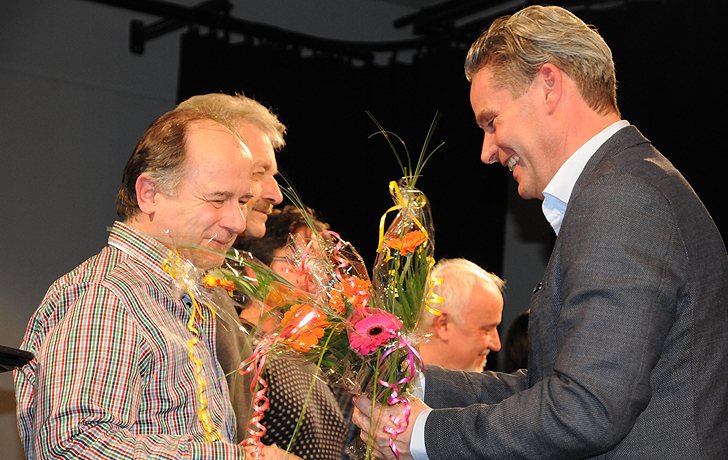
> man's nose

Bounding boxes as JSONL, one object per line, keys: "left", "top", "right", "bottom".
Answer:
{"left": 224, "top": 202, "right": 247, "bottom": 234}
{"left": 480, "top": 134, "right": 499, "bottom": 165}
{"left": 262, "top": 176, "right": 283, "bottom": 205}
{"left": 489, "top": 330, "right": 502, "bottom": 352}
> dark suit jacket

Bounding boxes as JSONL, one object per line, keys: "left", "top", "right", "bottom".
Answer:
{"left": 215, "top": 302, "right": 254, "bottom": 443}
{"left": 422, "top": 126, "right": 728, "bottom": 459}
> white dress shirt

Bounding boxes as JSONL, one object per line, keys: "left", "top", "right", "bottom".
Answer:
{"left": 542, "top": 120, "right": 630, "bottom": 235}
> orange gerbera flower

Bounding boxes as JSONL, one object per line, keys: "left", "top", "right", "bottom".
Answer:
{"left": 383, "top": 229, "right": 428, "bottom": 255}
{"left": 328, "top": 276, "right": 372, "bottom": 314}
{"left": 346, "top": 277, "right": 372, "bottom": 309}
{"left": 328, "top": 290, "right": 347, "bottom": 315}
{"left": 202, "top": 274, "right": 236, "bottom": 295}
{"left": 280, "top": 304, "right": 329, "bottom": 352}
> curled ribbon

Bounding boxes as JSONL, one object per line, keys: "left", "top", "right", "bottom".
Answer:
{"left": 424, "top": 274, "right": 444, "bottom": 316}
{"left": 376, "top": 338, "right": 424, "bottom": 460}
{"left": 376, "top": 181, "right": 428, "bottom": 253}
{"left": 320, "top": 230, "right": 353, "bottom": 284}
{"left": 297, "top": 230, "right": 372, "bottom": 314}
{"left": 283, "top": 230, "right": 352, "bottom": 291}
{"left": 238, "top": 338, "right": 272, "bottom": 457}
{"left": 164, "top": 251, "right": 221, "bottom": 443}
{"left": 186, "top": 295, "right": 221, "bottom": 443}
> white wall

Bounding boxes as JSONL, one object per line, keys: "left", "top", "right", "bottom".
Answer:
{"left": 1, "top": 1, "right": 192, "bottom": 457}
{"left": 0, "top": 1, "right": 543, "bottom": 458}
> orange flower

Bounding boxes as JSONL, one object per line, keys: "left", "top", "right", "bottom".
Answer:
{"left": 265, "top": 281, "right": 309, "bottom": 310}
{"left": 202, "top": 274, "right": 236, "bottom": 295}
{"left": 328, "top": 290, "right": 347, "bottom": 315}
{"left": 328, "top": 276, "right": 372, "bottom": 314}
{"left": 347, "top": 277, "right": 372, "bottom": 309}
{"left": 280, "top": 304, "right": 329, "bottom": 352}
{"left": 383, "top": 230, "right": 428, "bottom": 255}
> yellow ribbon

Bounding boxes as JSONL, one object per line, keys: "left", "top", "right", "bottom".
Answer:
{"left": 164, "top": 251, "right": 221, "bottom": 443}
{"left": 424, "top": 274, "right": 444, "bottom": 316}
{"left": 186, "top": 295, "right": 221, "bottom": 443}
{"left": 376, "top": 181, "right": 429, "bottom": 253}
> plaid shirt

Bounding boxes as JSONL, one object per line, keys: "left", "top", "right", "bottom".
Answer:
{"left": 15, "top": 222, "right": 243, "bottom": 459}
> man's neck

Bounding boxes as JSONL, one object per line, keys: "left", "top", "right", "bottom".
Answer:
{"left": 559, "top": 107, "right": 621, "bottom": 166}
{"left": 418, "top": 338, "right": 449, "bottom": 369}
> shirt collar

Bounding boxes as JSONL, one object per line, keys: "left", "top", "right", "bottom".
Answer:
{"left": 542, "top": 120, "right": 630, "bottom": 235}
{"left": 108, "top": 221, "right": 173, "bottom": 282}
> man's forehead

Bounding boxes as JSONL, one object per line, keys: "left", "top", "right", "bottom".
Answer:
{"left": 237, "top": 122, "right": 275, "bottom": 162}
{"left": 188, "top": 118, "right": 233, "bottom": 137}
{"left": 184, "top": 124, "right": 252, "bottom": 175}
{"left": 188, "top": 118, "right": 247, "bottom": 144}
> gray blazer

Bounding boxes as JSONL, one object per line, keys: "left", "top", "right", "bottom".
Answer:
{"left": 422, "top": 126, "right": 728, "bottom": 459}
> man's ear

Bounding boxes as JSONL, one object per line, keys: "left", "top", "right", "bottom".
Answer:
{"left": 135, "top": 173, "right": 158, "bottom": 215}
{"left": 433, "top": 312, "right": 451, "bottom": 340}
{"left": 538, "top": 63, "right": 563, "bottom": 114}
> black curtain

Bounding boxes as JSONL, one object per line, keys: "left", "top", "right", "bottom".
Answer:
{"left": 177, "top": 31, "right": 509, "bottom": 277}
{"left": 176, "top": 0, "right": 727, "bottom": 281}
{"left": 576, "top": 0, "right": 726, "bottom": 240}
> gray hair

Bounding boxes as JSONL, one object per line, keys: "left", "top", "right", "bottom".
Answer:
{"left": 177, "top": 93, "right": 287, "bottom": 150}
{"left": 421, "top": 258, "right": 505, "bottom": 329}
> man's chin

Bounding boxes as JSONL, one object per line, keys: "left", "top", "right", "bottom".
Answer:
{"left": 240, "top": 216, "right": 267, "bottom": 240}
{"left": 187, "top": 250, "right": 226, "bottom": 269}
{"left": 470, "top": 358, "right": 488, "bottom": 373}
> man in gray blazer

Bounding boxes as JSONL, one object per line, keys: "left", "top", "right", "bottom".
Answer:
{"left": 353, "top": 5, "right": 728, "bottom": 459}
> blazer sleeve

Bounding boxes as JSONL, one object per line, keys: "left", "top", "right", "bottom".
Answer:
{"left": 422, "top": 170, "right": 683, "bottom": 459}
{"left": 423, "top": 365, "right": 528, "bottom": 409}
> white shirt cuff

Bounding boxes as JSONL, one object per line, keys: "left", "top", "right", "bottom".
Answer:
{"left": 409, "top": 370, "right": 429, "bottom": 460}
{"left": 410, "top": 408, "right": 431, "bottom": 460}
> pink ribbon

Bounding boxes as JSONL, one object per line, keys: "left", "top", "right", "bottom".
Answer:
{"left": 376, "top": 338, "right": 423, "bottom": 459}
{"left": 320, "top": 231, "right": 351, "bottom": 281}
{"left": 238, "top": 339, "right": 272, "bottom": 457}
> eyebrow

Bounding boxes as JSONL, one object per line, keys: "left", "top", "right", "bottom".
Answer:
{"left": 252, "top": 159, "right": 278, "bottom": 175}
{"left": 208, "top": 190, "right": 234, "bottom": 198}
{"left": 475, "top": 110, "right": 496, "bottom": 128}
{"left": 207, "top": 190, "right": 253, "bottom": 200}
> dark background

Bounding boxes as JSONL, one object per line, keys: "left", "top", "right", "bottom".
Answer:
{"left": 176, "top": 0, "right": 726, "bottom": 283}
{"left": 174, "top": 0, "right": 726, "bottom": 372}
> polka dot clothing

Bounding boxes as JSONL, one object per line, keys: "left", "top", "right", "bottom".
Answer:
{"left": 261, "top": 357, "right": 348, "bottom": 459}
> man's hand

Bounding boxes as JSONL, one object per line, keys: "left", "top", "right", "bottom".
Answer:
{"left": 243, "top": 443, "right": 303, "bottom": 460}
{"left": 352, "top": 395, "right": 429, "bottom": 460}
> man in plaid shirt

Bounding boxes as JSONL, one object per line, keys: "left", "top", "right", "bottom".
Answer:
{"left": 15, "top": 105, "right": 298, "bottom": 459}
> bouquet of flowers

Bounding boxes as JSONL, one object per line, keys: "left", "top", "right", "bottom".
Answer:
{"left": 164, "top": 113, "right": 444, "bottom": 459}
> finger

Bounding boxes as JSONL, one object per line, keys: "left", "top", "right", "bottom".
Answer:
{"left": 352, "top": 406, "right": 372, "bottom": 434}
{"left": 357, "top": 425, "right": 391, "bottom": 458}
{"left": 353, "top": 395, "right": 373, "bottom": 416}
